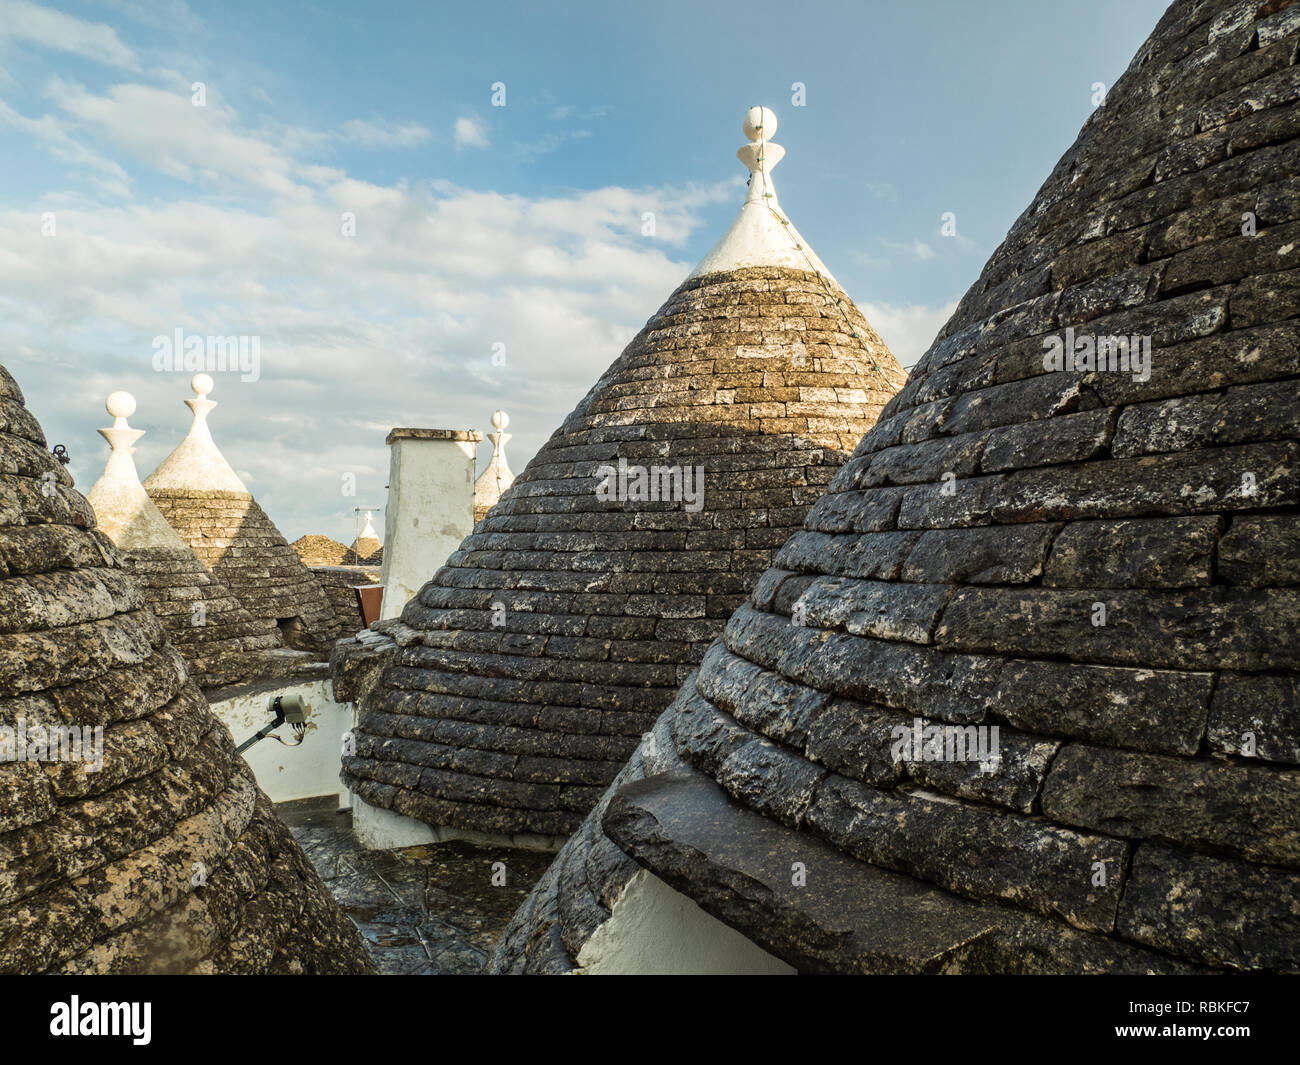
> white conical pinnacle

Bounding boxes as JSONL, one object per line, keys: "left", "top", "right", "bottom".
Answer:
{"left": 739, "top": 105, "right": 785, "bottom": 206}
{"left": 97, "top": 391, "right": 146, "bottom": 485}
{"left": 686, "top": 106, "right": 835, "bottom": 282}
{"left": 88, "top": 390, "right": 191, "bottom": 550}
{"left": 475, "top": 409, "right": 515, "bottom": 511}
{"left": 143, "top": 372, "right": 249, "bottom": 493}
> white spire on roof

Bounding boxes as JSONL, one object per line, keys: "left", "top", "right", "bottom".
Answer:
{"left": 142, "top": 373, "right": 249, "bottom": 493}
{"left": 358, "top": 511, "right": 381, "bottom": 544}
{"left": 86, "top": 391, "right": 194, "bottom": 551}
{"left": 688, "top": 106, "right": 835, "bottom": 283}
{"left": 474, "top": 409, "right": 514, "bottom": 513}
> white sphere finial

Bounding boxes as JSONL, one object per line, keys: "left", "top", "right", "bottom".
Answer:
{"left": 191, "top": 373, "right": 214, "bottom": 398}
{"left": 106, "top": 390, "right": 136, "bottom": 420}
{"left": 743, "top": 106, "right": 777, "bottom": 143}
{"left": 491, "top": 409, "right": 509, "bottom": 431}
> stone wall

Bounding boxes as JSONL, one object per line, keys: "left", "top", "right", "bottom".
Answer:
{"left": 310, "top": 564, "right": 381, "bottom": 637}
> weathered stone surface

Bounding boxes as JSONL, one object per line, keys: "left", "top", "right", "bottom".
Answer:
{"left": 147, "top": 491, "right": 339, "bottom": 653}
{"left": 1118, "top": 845, "right": 1300, "bottom": 971}
{"left": 329, "top": 630, "right": 398, "bottom": 705}
{"left": 1042, "top": 743, "right": 1300, "bottom": 866}
{"left": 1111, "top": 379, "right": 1297, "bottom": 457}
{"left": 715, "top": 739, "right": 825, "bottom": 828}
{"left": 897, "top": 475, "right": 1004, "bottom": 529}
{"left": 1207, "top": 670, "right": 1300, "bottom": 764}
{"left": 309, "top": 562, "right": 381, "bottom": 637}
{"left": 900, "top": 524, "right": 1057, "bottom": 584}
{"left": 495, "top": 0, "right": 1300, "bottom": 975}
{"left": 775, "top": 529, "right": 920, "bottom": 581}
{"left": 860, "top": 432, "right": 987, "bottom": 486}
{"left": 804, "top": 485, "right": 904, "bottom": 534}
{"left": 936, "top": 586, "right": 1300, "bottom": 671}
{"left": 801, "top": 696, "right": 1057, "bottom": 813}
{"left": 1230, "top": 265, "right": 1300, "bottom": 324}
{"left": 990, "top": 442, "right": 1299, "bottom": 522}
{"left": 1084, "top": 322, "right": 1299, "bottom": 407}
{"left": 942, "top": 372, "right": 1087, "bottom": 436}
{"left": 989, "top": 658, "right": 1211, "bottom": 755}
{"left": 1218, "top": 512, "right": 1300, "bottom": 585}
{"left": 341, "top": 266, "right": 906, "bottom": 837}
{"left": 724, "top": 604, "right": 995, "bottom": 723}
{"left": 803, "top": 698, "right": 908, "bottom": 787}
{"left": 102, "top": 547, "right": 281, "bottom": 690}
{"left": 603, "top": 771, "right": 1004, "bottom": 974}
{"left": 794, "top": 576, "right": 950, "bottom": 644}
{"left": 807, "top": 775, "right": 1127, "bottom": 933}
{"left": 0, "top": 361, "right": 374, "bottom": 975}
{"left": 982, "top": 409, "right": 1115, "bottom": 472}
{"left": 1042, "top": 516, "right": 1218, "bottom": 588}
{"left": 902, "top": 724, "right": 1060, "bottom": 815}
{"left": 724, "top": 662, "right": 828, "bottom": 748}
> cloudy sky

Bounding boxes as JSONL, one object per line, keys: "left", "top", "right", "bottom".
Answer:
{"left": 0, "top": 0, "right": 1169, "bottom": 541}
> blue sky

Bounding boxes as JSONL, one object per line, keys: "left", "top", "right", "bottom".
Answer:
{"left": 0, "top": 0, "right": 1170, "bottom": 541}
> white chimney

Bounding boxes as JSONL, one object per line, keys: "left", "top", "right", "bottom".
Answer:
{"left": 379, "top": 428, "right": 482, "bottom": 621}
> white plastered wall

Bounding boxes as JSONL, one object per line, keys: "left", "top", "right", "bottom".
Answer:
{"left": 208, "top": 679, "right": 349, "bottom": 805}
{"left": 379, "top": 431, "right": 478, "bottom": 621}
{"left": 576, "top": 868, "right": 795, "bottom": 975}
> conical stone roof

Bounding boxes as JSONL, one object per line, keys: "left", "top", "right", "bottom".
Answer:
{"left": 144, "top": 375, "right": 339, "bottom": 653}
{"left": 494, "top": 0, "right": 1300, "bottom": 974}
{"left": 350, "top": 512, "right": 382, "bottom": 564}
{"left": 293, "top": 534, "right": 352, "bottom": 567}
{"left": 341, "top": 108, "right": 907, "bottom": 839}
{"left": 0, "top": 360, "right": 374, "bottom": 973}
{"left": 87, "top": 391, "right": 280, "bottom": 689}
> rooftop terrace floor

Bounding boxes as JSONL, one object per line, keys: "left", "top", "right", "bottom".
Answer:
{"left": 278, "top": 796, "right": 553, "bottom": 974}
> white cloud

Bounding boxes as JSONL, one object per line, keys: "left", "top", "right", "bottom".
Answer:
{"left": 46, "top": 77, "right": 338, "bottom": 199}
{"left": 0, "top": 98, "right": 132, "bottom": 197}
{"left": 0, "top": 79, "right": 736, "bottom": 541}
{"left": 453, "top": 115, "right": 489, "bottom": 150}
{"left": 879, "top": 237, "right": 936, "bottom": 262}
{"left": 935, "top": 226, "right": 978, "bottom": 251}
{"left": 338, "top": 118, "right": 431, "bottom": 148}
{"left": 283, "top": 117, "right": 433, "bottom": 152}
{"left": 0, "top": 0, "right": 140, "bottom": 70}
{"left": 101, "top": 0, "right": 204, "bottom": 34}
{"left": 516, "top": 128, "right": 592, "bottom": 163}
{"left": 859, "top": 299, "right": 957, "bottom": 370}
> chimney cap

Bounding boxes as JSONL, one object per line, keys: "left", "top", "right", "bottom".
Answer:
{"left": 385, "top": 427, "right": 483, "bottom": 445}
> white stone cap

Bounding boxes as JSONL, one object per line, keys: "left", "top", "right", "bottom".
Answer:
{"left": 688, "top": 106, "right": 836, "bottom": 283}
{"left": 474, "top": 409, "right": 515, "bottom": 510}
{"left": 143, "top": 373, "right": 249, "bottom": 493}
{"left": 86, "top": 391, "right": 195, "bottom": 551}
{"left": 357, "top": 511, "right": 382, "bottom": 544}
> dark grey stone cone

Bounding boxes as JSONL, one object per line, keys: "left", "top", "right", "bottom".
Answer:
{"left": 0, "top": 361, "right": 375, "bottom": 973}
{"left": 494, "top": 0, "right": 1300, "bottom": 974}
{"left": 341, "top": 265, "right": 906, "bottom": 839}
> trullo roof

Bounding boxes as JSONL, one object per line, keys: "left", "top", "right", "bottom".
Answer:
{"left": 340, "top": 106, "right": 907, "bottom": 839}
{"left": 0, "top": 361, "right": 373, "bottom": 973}
{"left": 144, "top": 375, "right": 339, "bottom": 653}
{"left": 86, "top": 391, "right": 279, "bottom": 689}
{"left": 494, "top": 0, "right": 1300, "bottom": 974}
